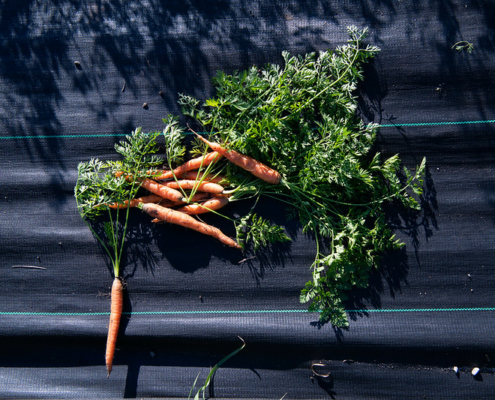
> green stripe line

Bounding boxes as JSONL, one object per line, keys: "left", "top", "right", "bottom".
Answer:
{"left": 0, "top": 133, "right": 129, "bottom": 140}
{"left": 0, "top": 310, "right": 307, "bottom": 316}
{"left": 379, "top": 119, "right": 495, "bottom": 127}
{"left": 348, "top": 307, "right": 495, "bottom": 312}
{"left": 1, "top": 120, "right": 494, "bottom": 140}
{"left": 1, "top": 307, "right": 494, "bottom": 316}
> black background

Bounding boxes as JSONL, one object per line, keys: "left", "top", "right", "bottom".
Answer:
{"left": 1, "top": 1, "right": 495, "bottom": 398}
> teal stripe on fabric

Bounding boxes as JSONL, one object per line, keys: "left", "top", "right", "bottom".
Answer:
{"left": 348, "top": 307, "right": 495, "bottom": 312}
{"left": 1, "top": 307, "right": 494, "bottom": 316}
{"left": 0, "top": 310, "right": 308, "bottom": 316}
{"left": 0, "top": 134, "right": 128, "bottom": 139}
{"left": 379, "top": 119, "right": 495, "bottom": 127}
{"left": 1, "top": 120, "right": 494, "bottom": 140}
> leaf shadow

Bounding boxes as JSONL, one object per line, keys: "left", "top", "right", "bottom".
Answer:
{"left": 81, "top": 210, "right": 161, "bottom": 283}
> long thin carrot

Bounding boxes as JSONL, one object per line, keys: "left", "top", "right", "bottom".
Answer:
{"left": 133, "top": 192, "right": 212, "bottom": 207}
{"left": 137, "top": 194, "right": 166, "bottom": 204}
{"left": 175, "top": 196, "right": 230, "bottom": 215}
{"left": 141, "top": 203, "right": 241, "bottom": 249}
{"left": 115, "top": 173, "right": 187, "bottom": 202}
{"left": 105, "top": 277, "right": 124, "bottom": 377}
{"left": 122, "top": 192, "right": 212, "bottom": 214}
{"left": 194, "top": 134, "right": 282, "bottom": 184}
{"left": 164, "top": 179, "right": 225, "bottom": 194}
{"left": 107, "top": 201, "right": 139, "bottom": 209}
{"left": 180, "top": 170, "right": 227, "bottom": 184}
{"left": 139, "top": 178, "right": 186, "bottom": 202}
{"left": 154, "top": 152, "right": 223, "bottom": 180}
{"left": 107, "top": 194, "right": 165, "bottom": 209}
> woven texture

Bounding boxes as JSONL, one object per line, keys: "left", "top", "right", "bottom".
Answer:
{"left": 1, "top": 1, "right": 495, "bottom": 398}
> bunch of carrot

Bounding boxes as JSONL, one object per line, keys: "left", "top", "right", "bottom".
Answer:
{"left": 103, "top": 133, "right": 281, "bottom": 375}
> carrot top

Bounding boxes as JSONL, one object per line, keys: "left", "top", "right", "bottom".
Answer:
{"left": 75, "top": 128, "right": 163, "bottom": 278}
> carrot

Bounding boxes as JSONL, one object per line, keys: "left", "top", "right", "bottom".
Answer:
{"left": 107, "top": 201, "right": 139, "bottom": 209}
{"left": 154, "top": 152, "right": 223, "bottom": 180}
{"left": 175, "top": 196, "right": 230, "bottom": 215}
{"left": 114, "top": 172, "right": 186, "bottom": 203}
{"left": 139, "top": 178, "right": 186, "bottom": 202}
{"left": 164, "top": 179, "right": 224, "bottom": 194}
{"left": 107, "top": 194, "right": 165, "bottom": 209}
{"left": 141, "top": 203, "right": 241, "bottom": 249}
{"left": 149, "top": 192, "right": 211, "bottom": 206}
{"left": 137, "top": 194, "right": 165, "bottom": 203}
{"left": 105, "top": 277, "right": 124, "bottom": 377}
{"left": 128, "top": 192, "right": 211, "bottom": 213}
{"left": 180, "top": 170, "right": 227, "bottom": 184}
{"left": 195, "top": 134, "right": 281, "bottom": 184}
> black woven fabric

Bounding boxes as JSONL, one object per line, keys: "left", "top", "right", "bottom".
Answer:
{"left": 1, "top": 1, "right": 495, "bottom": 398}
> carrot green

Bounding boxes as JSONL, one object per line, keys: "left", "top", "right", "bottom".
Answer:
{"left": 178, "top": 26, "right": 425, "bottom": 326}
{"left": 74, "top": 129, "right": 163, "bottom": 279}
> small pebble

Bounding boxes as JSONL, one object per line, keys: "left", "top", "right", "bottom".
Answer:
{"left": 74, "top": 61, "right": 82, "bottom": 70}
{"left": 453, "top": 366, "right": 459, "bottom": 374}
{"left": 142, "top": 102, "right": 148, "bottom": 109}
{"left": 159, "top": 91, "right": 164, "bottom": 98}
{"left": 471, "top": 367, "right": 480, "bottom": 376}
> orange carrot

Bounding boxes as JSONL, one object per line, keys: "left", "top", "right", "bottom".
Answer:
{"left": 105, "top": 277, "right": 124, "bottom": 377}
{"left": 136, "top": 192, "right": 211, "bottom": 211}
{"left": 107, "top": 201, "right": 140, "bottom": 209}
{"left": 154, "top": 152, "right": 223, "bottom": 180}
{"left": 195, "top": 134, "right": 281, "bottom": 184}
{"left": 149, "top": 192, "right": 212, "bottom": 207}
{"left": 180, "top": 170, "right": 227, "bottom": 184}
{"left": 164, "top": 179, "right": 224, "bottom": 194}
{"left": 114, "top": 173, "right": 187, "bottom": 202}
{"left": 150, "top": 193, "right": 212, "bottom": 222}
{"left": 138, "top": 194, "right": 164, "bottom": 203}
{"left": 139, "top": 178, "right": 185, "bottom": 202}
{"left": 152, "top": 192, "right": 211, "bottom": 209}
{"left": 141, "top": 203, "right": 241, "bottom": 249}
{"left": 175, "top": 196, "right": 230, "bottom": 215}
{"left": 107, "top": 194, "right": 165, "bottom": 209}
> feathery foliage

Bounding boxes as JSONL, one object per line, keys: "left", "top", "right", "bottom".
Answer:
{"left": 179, "top": 26, "right": 425, "bottom": 326}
